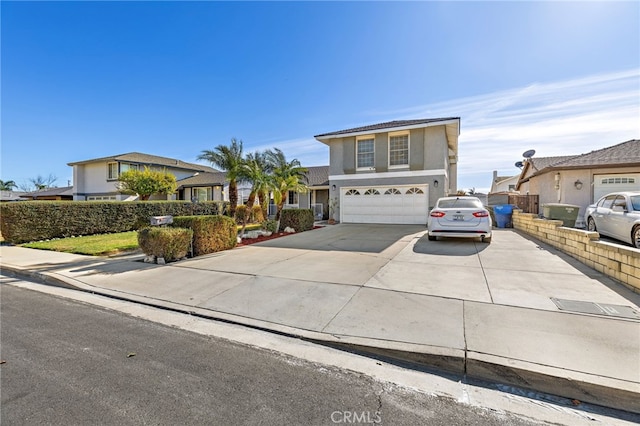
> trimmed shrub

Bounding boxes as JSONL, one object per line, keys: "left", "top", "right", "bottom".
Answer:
{"left": 172, "top": 215, "right": 237, "bottom": 256}
{"left": 279, "top": 209, "right": 314, "bottom": 232}
{"left": 0, "top": 200, "right": 229, "bottom": 244}
{"left": 251, "top": 205, "right": 264, "bottom": 223}
{"left": 261, "top": 219, "right": 278, "bottom": 233}
{"left": 235, "top": 205, "right": 247, "bottom": 224}
{"left": 137, "top": 227, "right": 192, "bottom": 262}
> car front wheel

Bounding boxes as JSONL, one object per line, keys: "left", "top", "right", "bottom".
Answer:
{"left": 428, "top": 235, "right": 437, "bottom": 241}
{"left": 632, "top": 226, "right": 640, "bottom": 249}
{"left": 587, "top": 217, "right": 597, "bottom": 232}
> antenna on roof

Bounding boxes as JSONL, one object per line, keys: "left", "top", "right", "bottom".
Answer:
{"left": 514, "top": 161, "right": 524, "bottom": 169}
{"left": 522, "top": 149, "right": 536, "bottom": 159}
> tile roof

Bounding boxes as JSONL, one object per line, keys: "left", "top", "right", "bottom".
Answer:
{"left": 177, "top": 172, "right": 227, "bottom": 188}
{"left": 305, "top": 166, "right": 330, "bottom": 187}
{"left": 551, "top": 139, "right": 640, "bottom": 168}
{"left": 1, "top": 191, "right": 27, "bottom": 202}
{"left": 527, "top": 155, "right": 577, "bottom": 173}
{"left": 314, "top": 118, "right": 460, "bottom": 138}
{"left": 68, "top": 152, "right": 216, "bottom": 173}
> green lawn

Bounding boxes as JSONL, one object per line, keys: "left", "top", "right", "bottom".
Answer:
{"left": 20, "top": 223, "right": 265, "bottom": 256}
{"left": 21, "top": 232, "right": 140, "bottom": 256}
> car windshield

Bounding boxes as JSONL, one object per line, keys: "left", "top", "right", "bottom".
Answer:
{"left": 631, "top": 195, "right": 640, "bottom": 211}
{"left": 437, "top": 199, "right": 483, "bottom": 209}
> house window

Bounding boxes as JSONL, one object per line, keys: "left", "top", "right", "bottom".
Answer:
{"left": 288, "top": 191, "right": 299, "bottom": 205}
{"left": 120, "top": 163, "right": 139, "bottom": 173}
{"left": 88, "top": 196, "right": 117, "bottom": 201}
{"left": 389, "top": 133, "right": 409, "bottom": 167}
{"left": 357, "top": 137, "right": 375, "bottom": 169}
{"left": 107, "top": 162, "right": 118, "bottom": 180}
{"left": 193, "top": 187, "right": 211, "bottom": 202}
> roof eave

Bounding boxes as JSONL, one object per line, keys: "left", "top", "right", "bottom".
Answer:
{"left": 315, "top": 118, "right": 461, "bottom": 143}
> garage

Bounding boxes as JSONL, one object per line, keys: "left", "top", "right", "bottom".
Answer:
{"left": 340, "top": 184, "right": 429, "bottom": 224}
{"left": 594, "top": 174, "right": 639, "bottom": 201}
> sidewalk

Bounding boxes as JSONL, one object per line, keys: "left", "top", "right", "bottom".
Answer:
{"left": 2, "top": 225, "right": 639, "bottom": 414}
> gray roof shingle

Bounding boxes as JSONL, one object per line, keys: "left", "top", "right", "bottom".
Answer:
{"left": 305, "top": 166, "right": 330, "bottom": 187}
{"left": 68, "top": 152, "right": 216, "bottom": 173}
{"left": 314, "top": 118, "right": 460, "bottom": 138}
{"left": 551, "top": 139, "right": 640, "bottom": 168}
{"left": 177, "top": 172, "right": 227, "bottom": 188}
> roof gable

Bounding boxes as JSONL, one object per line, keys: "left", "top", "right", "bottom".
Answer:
{"left": 68, "top": 152, "right": 216, "bottom": 173}
{"left": 176, "top": 172, "right": 228, "bottom": 188}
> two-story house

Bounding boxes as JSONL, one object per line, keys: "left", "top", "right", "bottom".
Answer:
{"left": 68, "top": 152, "right": 215, "bottom": 201}
{"left": 314, "top": 118, "right": 460, "bottom": 224}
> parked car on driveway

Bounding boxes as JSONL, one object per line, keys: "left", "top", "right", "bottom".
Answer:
{"left": 584, "top": 191, "right": 640, "bottom": 248}
{"left": 427, "top": 196, "right": 492, "bottom": 243}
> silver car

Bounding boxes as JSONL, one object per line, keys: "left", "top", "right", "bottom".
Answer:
{"left": 427, "top": 196, "right": 492, "bottom": 243}
{"left": 585, "top": 191, "right": 640, "bottom": 248}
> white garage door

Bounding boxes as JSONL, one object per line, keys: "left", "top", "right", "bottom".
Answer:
{"left": 340, "top": 184, "right": 429, "bottom": 224}
{"left": 594, "top": 174, "right": 639, "bottom": 201}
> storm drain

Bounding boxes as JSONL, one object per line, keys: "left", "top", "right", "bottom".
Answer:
{"left": 551, "top": 298, "right": 640, "bottom": 320}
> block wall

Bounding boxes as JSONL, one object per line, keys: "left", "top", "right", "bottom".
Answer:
{"left": 512, "top": 210, "right": 640, "bottom": 292}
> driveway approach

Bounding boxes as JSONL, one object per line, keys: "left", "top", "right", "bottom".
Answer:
{"left": 2, "top": 224, "right": 640, "bottom": 413}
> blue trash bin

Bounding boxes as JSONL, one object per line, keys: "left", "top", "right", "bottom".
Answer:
{"left": 494, "top": 204, "right": 513, "bottom": 228}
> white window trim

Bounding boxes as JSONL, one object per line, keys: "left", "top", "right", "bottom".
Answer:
{"left": 388, "top": 131, "right": 410, "bottom": 169}
{"left": 107, "top": 162, "right": 119, "bottom": 180}
{"left": 356, "top": 135, "right": 376, "bottom": 171}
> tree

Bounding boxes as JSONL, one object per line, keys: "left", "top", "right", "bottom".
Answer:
{"left": 198, "top": 138, "right": 244, "bottom": 218}
{"left": 265, "top": 148, "right": 308, "bottom": 222}
{"left": 0, "top": 180, "right": 17, "bottom": 191}
{"left": 117, "top": 167, "right": 177, "bottom": 201}
{"left": 18, "top": 174, "right": 57, "bottom": 192}
{"left": 238, "top": 151, "right": 271, "bottom": 235}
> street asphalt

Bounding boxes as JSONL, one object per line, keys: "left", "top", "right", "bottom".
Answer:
{"left": 2, "top": 224, "right": 639, "bottom": 413}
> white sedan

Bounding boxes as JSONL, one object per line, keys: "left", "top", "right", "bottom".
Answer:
{"left": 427, "top": 196, "right": 492, "bottom": 243}
{"left": 584, "top": 191, "right": 640, "bottom": 248}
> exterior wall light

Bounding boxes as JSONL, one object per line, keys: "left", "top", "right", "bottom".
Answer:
{"left": 574, "top": 180, "right": 583, "bottom": 190}
{"left": 331, "top": 184, "right": 336, "bottom": 191}
{"left": 434, "top": 180, "right": 439, "bottom": 188}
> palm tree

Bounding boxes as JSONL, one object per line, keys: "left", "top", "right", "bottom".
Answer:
{"left": 265, "top": 148, "right": 308, "bottom": 222}
{"left": 197, "top": 138, "right": 244, "bottom": 218}
{"left": 238, "top": 151, "right": 271, "bottom": 235}
{"left": 0, "top": 180, "right": 17, "bottom": 191}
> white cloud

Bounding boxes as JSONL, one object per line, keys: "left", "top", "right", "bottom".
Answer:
{"left": 367, "top": 68, "right": 640, "bottom": 192}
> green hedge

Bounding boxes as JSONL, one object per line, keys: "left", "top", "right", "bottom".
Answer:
{"left": 0, "top": 201, "right": 229, "bottom": 244}
{"left": 279, "top": 209, "right": 314, "bottom": 232}
{"left": 137, "top": 227, "right": 193, "bottom": 262}
{"left": 171, "top": 215, "right": 237, "bottom": 256}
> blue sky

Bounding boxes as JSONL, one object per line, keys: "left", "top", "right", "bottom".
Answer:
{"left": 2, "top": 1, "right": 639, "bottom": 192}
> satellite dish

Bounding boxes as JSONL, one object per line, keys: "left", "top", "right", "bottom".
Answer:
{"left": 515, "top": 161, "right": 524, "bottom": 168}
{"left": 522, "top": 149, "right": 536, "bottom": 158}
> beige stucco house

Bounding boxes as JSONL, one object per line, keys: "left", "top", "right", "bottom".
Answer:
{"left": 68, "top": 152, "right": 215, "bottom": 201}
{"left": 314, "top": 118, "right": 460, "bottom": 224}
{"left": 490, "top": 171, "right": 519, "bottom": 193}
{"left": 516, "top": 139, "right": 640, "bottom": 226}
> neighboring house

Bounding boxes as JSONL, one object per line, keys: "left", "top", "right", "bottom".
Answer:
{"left": 68, "top": 152, "right": 215, "bottom": 201}
{"left": 1, "top": 190, "right": 27, "bottom": 202}
{"left": 20, "top": 186, "right": 74, "bottom": 201}
{"left": 516, "top": 139, "right": 640, "bottom": 225}
{"left": 490, "top": 171, "right": 519, "bottom": 193}
{"left": 176, "top": 171, "right": 228, "bottom": 202}
{"left": 284, "top": 165, "right": 330, "bottom": 220}
{"left": 314, "top": 118, "right": 460, "bottom": 224}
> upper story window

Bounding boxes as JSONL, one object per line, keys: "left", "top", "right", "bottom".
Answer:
{"left": 356, "top": 136, "right": 375, "bottom": 169}
{"left": 389, "top": 132, "right": 409, "bottom": 167}
{"left": 120, "top": 163, "right": 139, "bottom": 173}
{"left": 107, "top": 162, "right": 118, "bottom": 180}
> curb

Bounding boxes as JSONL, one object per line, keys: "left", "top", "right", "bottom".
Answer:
{"left": 3, "top": 265, "right": 639, "bottom": 415}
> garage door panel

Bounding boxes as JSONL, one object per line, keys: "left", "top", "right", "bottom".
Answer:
{"left": 594, "top": 174, "right": 639, "bottom": 201}
{"left": 341, "top": 184, "right": 428, "bottom": 225}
